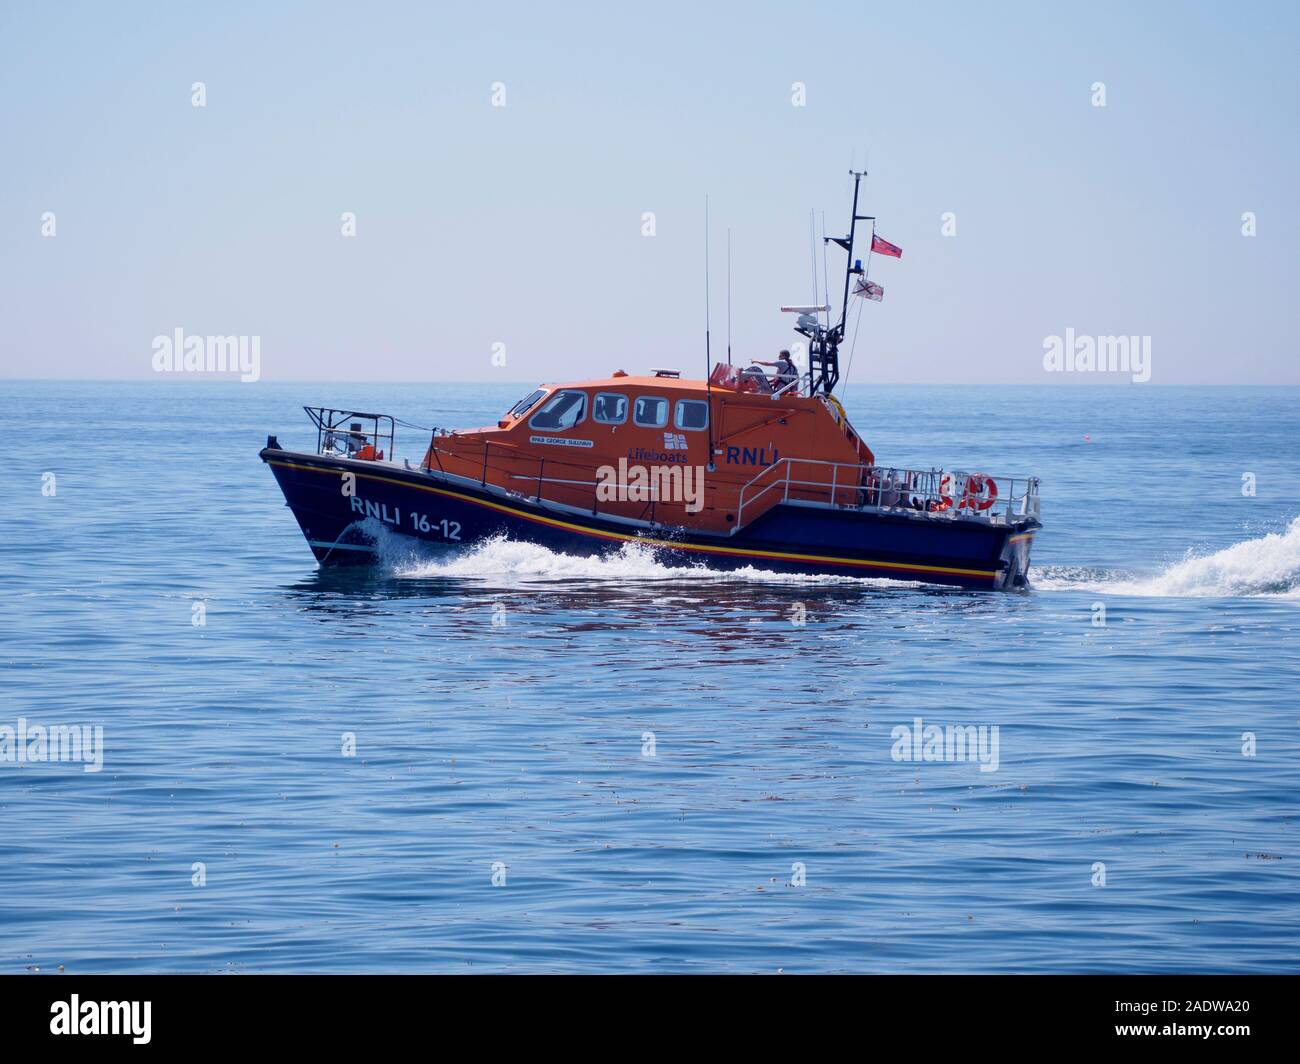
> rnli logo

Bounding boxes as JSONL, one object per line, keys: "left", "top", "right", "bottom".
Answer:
{"left": 663, "top": 432, "right": 687, "bottom": 450}
{"left": 724, "top": 445, "right": 780, "bottom": 466}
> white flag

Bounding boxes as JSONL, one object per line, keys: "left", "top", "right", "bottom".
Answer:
{"left": 853, "top": 278, "right": 884, "bottom": 302}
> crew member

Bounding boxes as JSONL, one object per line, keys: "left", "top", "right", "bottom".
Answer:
{"left": 753, "top": 350, "right": 798, "bottom": 391}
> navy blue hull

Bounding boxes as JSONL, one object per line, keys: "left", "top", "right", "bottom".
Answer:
{"left": 260, "top": 448, "right": 1039, "bottom": 589}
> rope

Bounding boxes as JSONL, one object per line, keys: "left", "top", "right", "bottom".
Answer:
{"left": 393, "top": 417, "right": 436, "bottom": 432}
{"left": 842, "top": 297, "right": 866, "bottom": 388}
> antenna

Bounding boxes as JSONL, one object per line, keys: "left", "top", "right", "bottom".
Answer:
{"left": 809, "top": 209, "right": 819, "bottom": 309}
{"left": 820, "top": 211, "right": 830, "bottom": 332}
{"left": 704, "top": 195, "right": 711, "bottom": 367}
{"left": 726, "top": 228, "right": 733, "bottom": 367}
{"left": 703, "top": 195, "right": 716, "bottom": 471}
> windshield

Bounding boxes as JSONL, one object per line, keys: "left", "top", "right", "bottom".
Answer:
{"left": 505, "top": 388, "right": 546, "bottom": 419}
{"left": 529, "top": 390, "right": 587, "bottom": 430}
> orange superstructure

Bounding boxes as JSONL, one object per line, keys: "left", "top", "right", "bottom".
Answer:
{"left": 421, "top": 369, "right": 876, "bottom": 534}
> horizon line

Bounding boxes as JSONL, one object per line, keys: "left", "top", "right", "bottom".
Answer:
{"left": 2, "top": 376, "right": 1298, "bottom": 388}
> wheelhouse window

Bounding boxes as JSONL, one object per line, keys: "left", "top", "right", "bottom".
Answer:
{"left": 675, "top": 399, "right": 709, "bottom": 431}
{"left": 529, "top": 389, "right": 587, "bottom": 430}
{"left": 592, "top": 392, "right": 628, "bottom": 425}
{"left": 633, "top": 395, "right": 669, "bottom": 428}
{"left": 505, "top": 388, "right": 546, "bottom": 419}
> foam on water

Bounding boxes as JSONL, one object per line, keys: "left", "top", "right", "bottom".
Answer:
{"left": 360, "top": 522, "right": 909, "bottom": 587}
{"left": 363, "top": 515, "right": 1300, "bottom": 597}
{"left": 1037, "top": 516, "right": 1300, "bottom": 598}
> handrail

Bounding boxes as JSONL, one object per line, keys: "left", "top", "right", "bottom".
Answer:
{"left": 735, "top": 457, "right": 1040, "bottom": 530}
{"left": 306, "top": 406, "right": 395, "bottom": 459}
{"left": 427, "top": 438, "right": 628, "bottom": 518}
{"left": 424, "top": 430, "right": 445, "bottom": 473}
{"left": 427, "top": 438, "right": 727, "bottom": 524}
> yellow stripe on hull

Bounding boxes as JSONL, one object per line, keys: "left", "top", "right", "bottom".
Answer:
{"left": 268, "top": 458, "right": 1001, "bottom": 581}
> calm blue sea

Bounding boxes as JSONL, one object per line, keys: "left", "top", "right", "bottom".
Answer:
{"left": 2, "top": 380, "right": 1298, "bottom": 973}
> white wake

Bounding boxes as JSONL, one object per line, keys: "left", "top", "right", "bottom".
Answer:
{"left": 1036, "top": 517, "right": 1300, "bottom": 598}
{"left": 357, "top": 523, "right": 908, "bottom": 587}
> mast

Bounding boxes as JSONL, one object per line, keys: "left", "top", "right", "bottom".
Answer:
{"left": 835, "top": 170, "right": 868, "bottom": 339}
{"left": 777, "top": 170, "right": 879, "bottom": 397}
{"left": 786, "top": 169, "right": 870, "bottom": 397}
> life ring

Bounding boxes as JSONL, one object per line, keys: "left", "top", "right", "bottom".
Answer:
{"left": 933, "top": 471, "right": 958, "bottom": 512}
{"left": 958, "top": 472, "right": 998, "bottom": 511}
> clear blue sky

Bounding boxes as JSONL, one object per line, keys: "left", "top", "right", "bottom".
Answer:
{"left": 1, "top": 0, "right": 1297, "bottom": 384}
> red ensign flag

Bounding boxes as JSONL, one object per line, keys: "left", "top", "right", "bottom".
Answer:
{"left": 871, "top": 234, "right": 902, "bottom": 258}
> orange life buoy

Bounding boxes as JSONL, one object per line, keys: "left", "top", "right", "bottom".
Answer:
{"left": 356, "top": 444, "right": 377, "bottom": 461}
{"left": 933, "top": 471, "right": 958, "bottom": 512}
{"left": 958, "top": 472, "right": 999, "bottom": 511}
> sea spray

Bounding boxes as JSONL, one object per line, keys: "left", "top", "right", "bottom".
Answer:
{"left": 1036, "top": 517, "right": 1300, "bottom": 598}
{"left": 366, "top": 526, "right": 909, "bottom": 587}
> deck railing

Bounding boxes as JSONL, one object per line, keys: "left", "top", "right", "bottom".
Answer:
{"left": 306, "top": 406, "right": 395, "bottom": 459}
{"left": 735, "top": 457, "right": 1040, "bottom": 530}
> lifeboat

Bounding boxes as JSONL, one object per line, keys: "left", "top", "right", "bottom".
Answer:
{"left": 260, "top": 174, "right": 1042, "bottom": 589}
